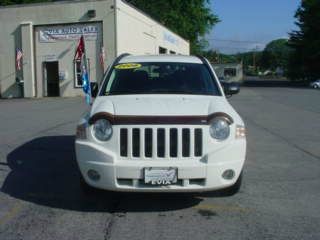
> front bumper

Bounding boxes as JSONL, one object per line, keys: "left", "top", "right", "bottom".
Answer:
{"left": 75, "top": 139, "right": 246, "bottom": 192}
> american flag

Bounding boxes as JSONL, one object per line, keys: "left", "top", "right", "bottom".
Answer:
{"left": 74, "top": 36, "right": 84, "bottom": 60}
{"left": 16, "top": 48, "right": 23, "bottom": 70}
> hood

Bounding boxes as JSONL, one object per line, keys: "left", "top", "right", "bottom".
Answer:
{"left": 91, "top": 95, "right": 237, "bottom": 118}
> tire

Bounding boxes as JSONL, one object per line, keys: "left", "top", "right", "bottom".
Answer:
{"left": 313, "top": 85, "right": 319, "bottom": 89}
{"left": 222, "top": 172, "right": 243, "bottom": 196}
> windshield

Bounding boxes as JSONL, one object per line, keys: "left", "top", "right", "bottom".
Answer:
{"left": 101, "top": 62, "right": 221, "bottom": 96}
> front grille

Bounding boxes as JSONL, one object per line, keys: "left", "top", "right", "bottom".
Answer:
{"left": 120, "top": 127, "right": 203, "bottom": 158}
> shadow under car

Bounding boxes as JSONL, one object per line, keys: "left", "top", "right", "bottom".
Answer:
{"left": 2, "top": 135, "right": 208, "bottom": 212}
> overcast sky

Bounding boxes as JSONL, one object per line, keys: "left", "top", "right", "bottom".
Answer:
{"left": 208, "top": 0, "right": 301, "bottom": 53}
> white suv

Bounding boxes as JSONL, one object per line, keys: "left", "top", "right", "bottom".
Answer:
{"left": 75, "top": 54, "right": 246, "bottom": 194}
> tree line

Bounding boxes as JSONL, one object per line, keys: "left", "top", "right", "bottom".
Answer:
{"left": 204, "top": 0, "right": 320, "bottom": 81}
{"left": 287, "top": 0, "right": 320, "bottom": 81}
{"left": 203, "top": 39, "right": 291, "bottom": 76}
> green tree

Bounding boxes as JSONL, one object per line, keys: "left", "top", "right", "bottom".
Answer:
{"left": 261, "top": 39, "right": 291, "bottom": 71}
{"left": 126, "top": 0, "right": 219, "bottom": 54}
{"left": 203, "top": 50, "right": 219, "bottom": 63}
{"left": 288, "top": 0, "right": 320, "bottom": 81}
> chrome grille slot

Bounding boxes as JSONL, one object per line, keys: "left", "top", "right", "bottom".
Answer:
{"left": 194, "top": 128, "right": 203, "bottom": 156}
{"left": 182, "top": 128, "right": 190, "bottom": 157}
{"left": 157, "top": 128, "right": 165, "bottom": 158}
{"left": 119, "top": 127, "right": 203, "bottom": 159}
{"left": 144, "top": 128, "right": 153, "bottom": 158}
{"left": 120, "top": 129, "right": 128, "bottom": 157}
{"left": 132, "top": 128, "right": 140, "bottom": 157}
{"left": 170, "top": 128, "right": 178, "bottom": 157}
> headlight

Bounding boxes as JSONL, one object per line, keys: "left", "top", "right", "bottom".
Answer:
{"left": 209, "top": 118, "right": 230, "bottom": 140}
{"left": 92, "top": 119, "right": 113, "bottom": 141}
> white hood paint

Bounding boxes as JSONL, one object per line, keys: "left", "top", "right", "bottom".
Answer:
{"left": 91, "top": 95, "right": 242, "bottom": 123}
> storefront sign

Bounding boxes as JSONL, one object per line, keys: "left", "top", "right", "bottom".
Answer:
{"left": 39, "top": 25, "right": 98, "bottom": 42}
{"left": 163, "top": 32, "right": 179, "bottom": 46}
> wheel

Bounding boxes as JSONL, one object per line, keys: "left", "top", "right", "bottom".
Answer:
{"left": 222, "top": 172, "right": 243, "bottom": 196}
{"left": 313, "top": 85, "right": 319, "bottom": 89}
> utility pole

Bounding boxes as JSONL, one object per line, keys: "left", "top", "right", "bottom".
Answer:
{"left": 253, "top": 45, "right": 258, "bottom": 73}
{"left": 253, "top": 51, "right": 256, "bottom": 72}
{"left": 216, "top": 50, "right": 220, "bottom": 64}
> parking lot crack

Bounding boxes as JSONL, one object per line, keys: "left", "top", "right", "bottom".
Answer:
{"left": 258, "top": 94, "right": 320, "bottom": 115}
{"left": 34, "top": 120, "right": 76, "bottom": 135}
{"left": 104, "top": 215, "right": 115, "bottom": 240}
{"left": 246, "top": 117, "right": 320, "bottom": 161}
{"left": 103, "top": 195, "right": 123, "bottom": 240}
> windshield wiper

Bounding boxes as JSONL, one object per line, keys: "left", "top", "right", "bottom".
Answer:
{"left": 146, "top": 90, "right": 203, "bottom": 95}
{"left": 105, "top": 90, "right": 211, "bottom": 95}
{"left": 105, "top": 91, "right": 143, "bottom": 96}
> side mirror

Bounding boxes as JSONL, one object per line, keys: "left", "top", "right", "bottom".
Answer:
{"left": 90, "top": 82, "right": 99, "bottom": 98}
{"left": 223, "top": 82, "right": 240, "bottom": 97}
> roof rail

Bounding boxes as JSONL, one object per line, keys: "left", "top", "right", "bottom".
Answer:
{"left": 196, "top": 55, "right": 207, "bottom": 64}
{"left": 114, "top": 53, "right": 131, "bottom": 65}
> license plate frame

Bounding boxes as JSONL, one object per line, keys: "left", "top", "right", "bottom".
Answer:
{"left": 144, "top": 167, "right": 178, "bottom": 185}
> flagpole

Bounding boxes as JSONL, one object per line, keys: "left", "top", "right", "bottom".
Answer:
{"left": 100, "top": 44, "right": 105, "bottom": 73}
{"left": 82, "top": 35, "right": 92, "bottom": 105}
{"left": 75, "top": 35, "right": 92, "bottom": 105}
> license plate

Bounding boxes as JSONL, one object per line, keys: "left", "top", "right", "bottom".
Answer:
{"left": 144, "top": 168, "right": 177, "bottom": 185}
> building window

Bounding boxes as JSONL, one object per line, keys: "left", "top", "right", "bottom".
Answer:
{"left": 170, "top": 50, "right": 176, "bottom": 54}
{"left": 74, "top": 58, "right": 90, "bottom": 88}
{"left": 159, "top": 47, "right": 167, "bottom": 54}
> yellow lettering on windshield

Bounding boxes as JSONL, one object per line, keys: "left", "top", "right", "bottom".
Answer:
{"left": 115, "top": 63, "right": 142, "bottom": 69}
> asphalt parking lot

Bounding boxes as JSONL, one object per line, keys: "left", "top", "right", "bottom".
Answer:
{"left": 0, "top": 83, "right": 319, "bottom": 240}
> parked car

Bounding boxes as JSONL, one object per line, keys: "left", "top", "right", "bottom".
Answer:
{"left": 263, "top": 70, "right": 274, "bottom": 76}
{"left": 75, "top": 54, "right": 246, "bottom": 194}
{"left": 310, "top": 80, "right": 320, "bottom": 89}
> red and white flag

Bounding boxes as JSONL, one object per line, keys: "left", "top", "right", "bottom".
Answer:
{"left": 74, "top": 35, "right": 85, "bottom": 60}
{"left": 99, "top": 45, "right": 105, "bottom": 72}
{"left": 16, "top": 48, "right": 23, "bottom": 70}
{"left": 75, "top": 35, "right": 92, "bottom": 105}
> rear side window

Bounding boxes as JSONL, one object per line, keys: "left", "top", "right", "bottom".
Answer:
{"left": 102, "top": 62, "right": 221, "bottom": 96}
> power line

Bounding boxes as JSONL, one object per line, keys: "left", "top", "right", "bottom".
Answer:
{"left": 208, "top": 38, "right": 264, "bottom": 44}
{"left": 211, "top": 46, "right": 262, "bottom": 50}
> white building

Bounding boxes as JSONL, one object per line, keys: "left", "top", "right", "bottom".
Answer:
{"left": 0, "top": 0, "right": 190, "bottom": 98}
{"left": 212, "top": 63, "right": 244, "bottom": 83}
